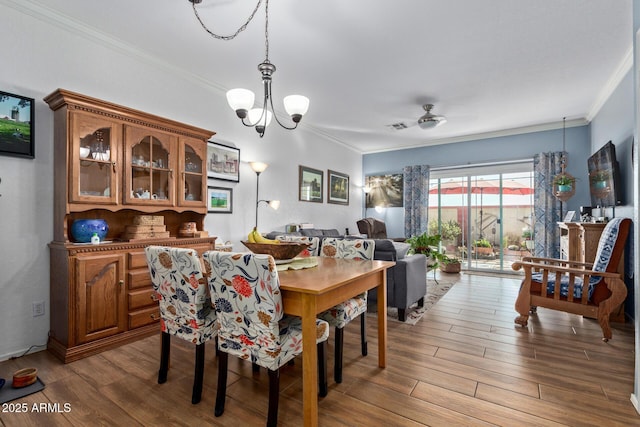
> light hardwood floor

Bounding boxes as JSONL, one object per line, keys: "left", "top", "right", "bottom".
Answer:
{"left": 1, "top": 272, "right": 637, "bottom": 426}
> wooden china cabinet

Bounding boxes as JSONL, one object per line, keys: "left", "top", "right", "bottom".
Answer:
{"left": 45, "top": 89, "right": 217, "bottom": 362}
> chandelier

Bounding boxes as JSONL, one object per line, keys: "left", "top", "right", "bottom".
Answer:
{"left": 189, "top": 0, "right": 309, "bottom": 137}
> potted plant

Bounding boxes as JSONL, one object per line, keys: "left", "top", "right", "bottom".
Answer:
{"left": 521, "top": 228, "right": 534, "bottom": 251}
{"left": 553, "top": 174, "right": 575, "bottom": 192}
{"left": 590, "top": 170, "right": 609, "bottom": 189}
{"left": 406, "top": 232, "right": 446, "bottom": 267}
{"left": 440, "top": 256, "right": 461, "bottom": 273}
{"left": 428, "top": 219, "right": 462, "bottom": 249}
{"left": 473, "top": 238, "right": 493, "bottom": 256}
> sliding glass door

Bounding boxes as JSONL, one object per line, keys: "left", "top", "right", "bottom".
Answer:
{"left": 428, "top": 165, "right": 534, "bottom": 273}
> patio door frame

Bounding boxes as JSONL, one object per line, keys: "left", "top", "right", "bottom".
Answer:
{"left": 430, "top": 160, "right": 533, "bottom": 274}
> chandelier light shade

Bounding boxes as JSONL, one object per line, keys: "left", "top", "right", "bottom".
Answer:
{"left": 190, "top": 0, "right": 309, "bottom": 137}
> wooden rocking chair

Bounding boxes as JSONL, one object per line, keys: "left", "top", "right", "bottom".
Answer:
{"left": 511, "top": 217, "right": 630, "bottom": 341}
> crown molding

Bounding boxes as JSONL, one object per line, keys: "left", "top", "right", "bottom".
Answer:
{"left": 585, "top": 46, "right": 634, "bottom": 122}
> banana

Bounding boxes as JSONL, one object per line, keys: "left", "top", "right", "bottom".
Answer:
{"left": 247, "top": 229, "right": 256, "bottom": 243}
{"left": 252, "top": 228, "right": 280, "bottom": 244}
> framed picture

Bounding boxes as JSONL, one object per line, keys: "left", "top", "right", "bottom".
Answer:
{"left": 564, "top": 210, "right": 576, "bottom": 222}
{"left": 299, "top": 165, "right": 323, "bottom": 203}
{"left": 0, "top": 90, "right": 35, "bottom": 159}
{"left": 207, "top": 141, "right": 240, "bottom": 182}
{"left": 365, "top": 174, "right": 404, "bottom": 208}
{"left": 207, "top": 186, "right": 233, "bottom": 213}
{"left": 327, "top": 169, "right": 349, "bottom": 205}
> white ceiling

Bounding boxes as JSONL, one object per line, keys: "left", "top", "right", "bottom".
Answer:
{"left": 29, "top": 0, "right": 632, "bottom": 153}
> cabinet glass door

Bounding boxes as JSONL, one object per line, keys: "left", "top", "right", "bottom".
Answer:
{"left": 179, "top": 138, "right": 206, "bottom": 206}
{"left": 70, "top": 113, "right": 120, "bottom": 204}
{"left": 124, "top": 127, "right": 175, "bottom": 205}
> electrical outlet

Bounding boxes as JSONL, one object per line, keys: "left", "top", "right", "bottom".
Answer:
{"left": 32, "top": 301, "right": 45, "bottom": 317}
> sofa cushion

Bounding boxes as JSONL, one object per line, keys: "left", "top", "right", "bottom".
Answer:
{"left": 322, "top": 229, "right": 341, "bottom": 237}
{"left": 393, "top": 242, "right": 411, "bottom": 259}
{"left": 300, "top": 229, "right": 324, "bottom": 238}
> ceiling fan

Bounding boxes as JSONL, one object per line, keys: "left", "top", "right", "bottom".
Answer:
{"left": 387, "top": 103, "right": 447, "bottom": 131}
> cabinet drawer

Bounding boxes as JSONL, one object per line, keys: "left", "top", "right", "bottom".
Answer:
{"left": 129, "top": 306, "right": 160, "bottom": 329}
{"left": 129, "top": 269, "right": 152, "bottom": 290}
{"left": 128, "top": 251, "right": 148, "bottom": 269}
{"left": 129, "top": 288, "right": 157, "bottom": 311}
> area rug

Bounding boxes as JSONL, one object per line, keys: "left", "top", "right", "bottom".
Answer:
{"left": 0, "top": 377, "right": 45, "bottom": 404}
{"left": 369, "top": 274, "right": 457, "bottom": 325}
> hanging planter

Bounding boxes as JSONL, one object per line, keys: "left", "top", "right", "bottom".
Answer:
{"left": 553, "top": 173, "right": 576, "bottom": 202}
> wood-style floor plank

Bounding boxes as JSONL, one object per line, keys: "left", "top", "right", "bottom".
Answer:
{"left": 0, "top": 272, "right": 637, "bottom": 426}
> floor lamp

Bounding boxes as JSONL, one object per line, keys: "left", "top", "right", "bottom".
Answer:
{"left": 250, "top": 162, "right": 280, "bottom": 229}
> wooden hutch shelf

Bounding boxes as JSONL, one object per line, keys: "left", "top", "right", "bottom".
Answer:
{"left": 45, "top": 89, "right": 217, "bottom": 362}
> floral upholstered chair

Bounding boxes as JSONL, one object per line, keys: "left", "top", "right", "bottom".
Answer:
{"left": 275, "top": 235, "right": 320, "bottom": 256}
{"left": 202, "top": 251, "right": 330, "bottom": 426}
{"left": 319, "top": 238, "right": 375, "bottom": 383}
{"left": 512, "top": 217, "right": 631, "bottom": 341}
{"left": 144, "top": 246, "right": 218, "bottom": 404}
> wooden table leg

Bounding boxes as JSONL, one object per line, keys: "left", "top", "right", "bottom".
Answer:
{"left": 376, "top": 270, "right": 387, "bottom": 368}
{"left": 301, "top": 294, "right": 318, "bottom": 427}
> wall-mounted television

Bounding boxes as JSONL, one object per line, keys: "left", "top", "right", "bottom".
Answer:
{"left": 587, "top": 141, "right": 622, "bottom": 207}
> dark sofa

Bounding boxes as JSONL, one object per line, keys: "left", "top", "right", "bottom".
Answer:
{"left": 348, "top": 237, "right": 427, "bottom": 321}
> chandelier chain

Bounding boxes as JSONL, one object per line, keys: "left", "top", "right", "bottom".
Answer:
{"left": 191, "top": 0, "right": 263, "bottom": 41}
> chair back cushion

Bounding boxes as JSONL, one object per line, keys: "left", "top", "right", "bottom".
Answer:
{"left": 275, "top": 235, "right": 320, "bottom": 256}
{"left": 321, "top": 238, "right": 375, "bottom": 260}
{"left": 357, "top": 218, "right": 388, "bottom": 239}
{"left": 144, "top": 246, "right": 216, "bottom": 344}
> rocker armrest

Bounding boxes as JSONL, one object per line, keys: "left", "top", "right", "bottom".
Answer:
{"left": 512, "top": 261, "right": 621, "bottom": 279}
{"left": 521, "top": 256, "right": 594, "bottom": 269}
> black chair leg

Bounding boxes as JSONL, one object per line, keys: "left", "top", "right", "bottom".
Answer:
{"left": 267, "top": 369, "right": 280, "bottom": 427}
{"left": 317, "top": 341, "right": 328, "bottom": 397}
{"left": 192, "top": 343, "right": 205, "bottom": 404}
{"left": 252, "top": 362, "right": 260, "bottom": 373}
{"left": 398, "top": 308, "right": 407, "bottom": 322}
{"left": 334, "top": 327, "right": 344, "bottom": 384}
{"left": 158, "top": 332, "right": 170, "bottom": 384}
{"left": 214, "top": 352, "right": 228, "bottom": 417}
{"left": 360, "top": 314, "right": 368, "bottom": 356}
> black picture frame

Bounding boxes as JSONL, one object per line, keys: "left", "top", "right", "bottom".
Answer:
{"left": 0, "top": 90, "right": 35, "bottom": 159}
{"left": 207, "top": 141, "right": 240, "bottom": 182}
{"left": 207, "top": 186, "right": 233, "bottom": 213}
{"left": 327, "top": 169, "right": 349, "bottom": 205}
{"left": 299, "top": 165, "right": 323, "bottom": 203}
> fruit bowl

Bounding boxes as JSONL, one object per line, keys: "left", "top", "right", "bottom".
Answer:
{"left": 241, "top": 241, "right": 310, "bottom": 260}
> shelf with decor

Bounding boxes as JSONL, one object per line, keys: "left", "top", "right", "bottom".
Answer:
{"left": 44, "top": 89, "right": 217, "bottom": 362}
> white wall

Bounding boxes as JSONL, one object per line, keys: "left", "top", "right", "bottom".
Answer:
{"left": 0, "top": 3, "right": 362, "bottom": 360}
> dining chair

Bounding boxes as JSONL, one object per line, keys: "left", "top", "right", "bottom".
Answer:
{"left": 202, "top": 251, "right": 330, "bottom": 426}
{"left": 275, "top": 235, "right": 320, "bottom": 256}
{"left": 319, "top": 238, "right": 375, "bottom": 383}
{"left": 144, "top": 245, "right": 218, "bottom": 404}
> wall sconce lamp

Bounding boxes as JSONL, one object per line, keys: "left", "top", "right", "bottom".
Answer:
{"left": 250, "top": 161, "right": 280, "bottom": 228}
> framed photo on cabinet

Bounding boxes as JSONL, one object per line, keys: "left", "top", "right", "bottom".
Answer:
{"left": 299, "top": 165, "right": 323, "bottom": 203}
{"left": 327, "top": 169, "right": 349, "bottom": 205}
{"left": 207, "top": 141, "right": 240, "bottom": 182}
{"left": 0, "top": 90, "right": 35, "bottom": 159}
{"left": 207, "top": 186, "right": 233, "bottom": 213}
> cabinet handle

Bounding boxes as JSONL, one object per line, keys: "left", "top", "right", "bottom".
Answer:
{"left": 150, "top": 293, "right": 158, "bottom": 302}
{"left": 169, "top": 169, "right": 173, "bottom": 179}
{"left": 112, "top": 162, "right": 117, "bottom": 173}
{"left": 150, "top": 313, "right": 157, "bottom": 320}
{"left": 118, "top": 280, "right": 124, "bottom": 286}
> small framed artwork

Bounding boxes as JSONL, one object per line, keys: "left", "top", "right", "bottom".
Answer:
{"left": 207, "top": 141, "right": 240, "bottom": 182}
{"left": 327, "top": 169, "right": 349, "bottom": 205}
{"left": 0, "top": 90, "right": 35, "bottom": 159}
{"left": 207, "top": 186, "right": 233, "bottom": 213}
{"left": 299, "top": 165, "right": 323, "bottom": 203}
{"left": 564, "top": 210, "right": 576, "bottom": 222}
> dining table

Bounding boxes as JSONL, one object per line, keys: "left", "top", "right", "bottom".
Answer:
{"left": 278, "top": 256, "right": 395, "bottom": 427}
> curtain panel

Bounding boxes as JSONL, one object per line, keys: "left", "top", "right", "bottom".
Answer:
{"left": 403, "top": 165, "right": 430, "bottom": 238}
{"left": 533, "top": 152, "right": 564, "bottom": 258}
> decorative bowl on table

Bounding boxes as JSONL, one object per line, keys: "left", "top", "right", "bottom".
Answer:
{"left": 241, "top": 241, "right": 310, "bottom": 260}
{"left": 71, "top": 219, "right": 109, "bottom": 243}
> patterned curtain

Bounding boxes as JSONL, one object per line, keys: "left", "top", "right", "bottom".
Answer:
{"left": 403, "top": 165, "right": 430, "bottom": 238}
{"left": 533, "top": 152, "right": 564, "bottom": 258}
